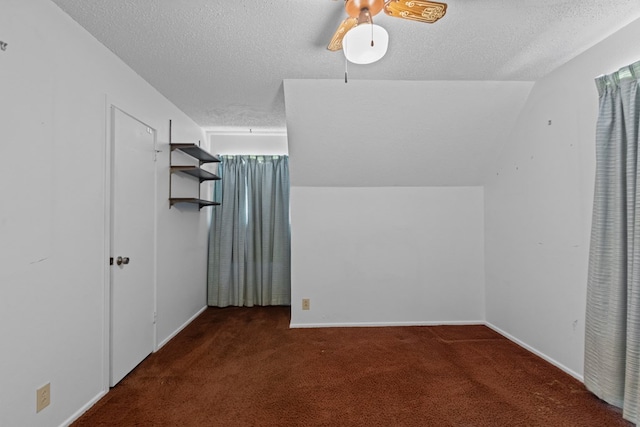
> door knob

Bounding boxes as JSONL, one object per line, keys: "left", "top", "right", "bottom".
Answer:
{"left": 122, "top": 257, "right": 130, "bottom": 265}
{"left": 116, "top": 256, "right": 123, "bottom": 265}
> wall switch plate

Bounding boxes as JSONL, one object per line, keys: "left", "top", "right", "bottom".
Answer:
{"left": 302, "top": 298, "right": 310, "bottom": 310}
{"left": 36, "top": 383, "right": 50, "bottom": 413}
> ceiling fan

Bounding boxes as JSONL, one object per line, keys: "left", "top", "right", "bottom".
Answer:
{"left": 327, "top": 0, "right": 447, "bottom": 52}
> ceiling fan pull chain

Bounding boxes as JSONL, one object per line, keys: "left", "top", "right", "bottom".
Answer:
{"left": 371, "top": 23, "right": 374, "bottom": 47}
{"left": 345, "top": 57, "right": 348, "bottom": 83}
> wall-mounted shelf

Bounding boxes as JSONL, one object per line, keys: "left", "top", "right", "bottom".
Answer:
{"left": 168, "top": 120, "right": 220, "bottom": 209}
{"left": 170, "top": 165, "right": 221, "bottom": 182}
{"left": 170, "top": 143, "right": 221, "bottom": 164}
{"left": 169, "top": 198, "right": 220, "bottom": 208}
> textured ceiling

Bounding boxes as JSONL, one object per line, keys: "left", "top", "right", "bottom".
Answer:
{"left": 50, "top": 0, "right": 640, "bottom": 129}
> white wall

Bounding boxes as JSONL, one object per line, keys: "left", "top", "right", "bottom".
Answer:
{"left": 0, "top": 1, "right": 209, "bottom": 426}
{"left": 290, "top": 187, "right": 485, "bottom": 327}
{"left": 284, "top": 80, "right": 507, "bottom": 328}
{"left": 484, "top": 17, "right": 640, "bottom": 379}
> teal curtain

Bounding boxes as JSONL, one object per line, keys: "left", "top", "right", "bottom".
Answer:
{"left": 585, "top": 60, "right": 640, "bottom": 423}
{"left": 207, "top": 155, "right": 291, "bottom": 307}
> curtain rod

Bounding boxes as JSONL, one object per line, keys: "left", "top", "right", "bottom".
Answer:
{"left": 204, "top": 127, "right": 287, "bottom": 136}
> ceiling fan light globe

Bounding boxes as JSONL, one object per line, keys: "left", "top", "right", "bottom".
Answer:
{"left": 343, "top": 24, "right": 389, "bottom": 65}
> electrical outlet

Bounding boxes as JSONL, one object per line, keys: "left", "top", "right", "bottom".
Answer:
{"left": 302, "top": 298, "right": 310, "bottom": 310}
{"left": 36, "top": 383, "right": 50, "bottom": 413}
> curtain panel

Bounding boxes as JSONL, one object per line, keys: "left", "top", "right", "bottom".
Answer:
{"left": 585, "top": 60, "right": 640, "bottom": 423}
{"left": 207, "top": 155, "right": 291, "bottom": 307}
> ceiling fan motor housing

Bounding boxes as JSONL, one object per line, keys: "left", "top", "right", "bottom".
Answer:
{"left": 345, "top": 0, "right": 385, "bottom": 17}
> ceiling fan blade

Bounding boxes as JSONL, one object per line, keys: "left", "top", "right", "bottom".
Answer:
{"left": 327, "top": 17, "right": 358, "bottom": 51}
{"left": 383, "top": 0, "right": 447, "bottom": 24}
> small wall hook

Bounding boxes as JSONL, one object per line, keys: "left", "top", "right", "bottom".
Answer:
{"left": 0, "top": 41, "right": 7, "bottom": 51}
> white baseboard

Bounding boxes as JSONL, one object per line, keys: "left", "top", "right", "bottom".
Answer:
{"left": 485, "top": 322, "right": 583, "bottom": 382}
{"left": 156, "top": 305, "right": 207, "bottom": 351}
{"left": 59, "top": 389, "right": 108, "bottom": 427}
{"left": 290, "top": 320, "right": 486, "bottom": 328}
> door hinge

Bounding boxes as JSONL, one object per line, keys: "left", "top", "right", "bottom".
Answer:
{"left": 153, "top": 312, "right": 157, "bottom": 324}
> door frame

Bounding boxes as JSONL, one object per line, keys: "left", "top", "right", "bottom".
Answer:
{"left": 102, "top": 96, "right": 158, "bottom": 390}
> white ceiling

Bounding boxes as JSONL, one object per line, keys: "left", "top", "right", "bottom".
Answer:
{"left": 284, "top": 79, "right": 533, "bottom": 186}
{"left": 50, "top": 0, "right": 640, "bottom": 130}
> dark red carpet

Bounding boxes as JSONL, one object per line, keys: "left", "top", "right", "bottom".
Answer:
{"left": 73, "top": 307, "right": 630, "bottom": 426}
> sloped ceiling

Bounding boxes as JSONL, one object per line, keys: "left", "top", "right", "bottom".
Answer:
{"left": 50, "top": 0, "right": 640, "bottom": 129}
{"left": 285, "top": 79, "right": 533, "bottom": 186}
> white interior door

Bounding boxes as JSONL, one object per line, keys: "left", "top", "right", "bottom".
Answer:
{"left": 110, "top": 107, "right": 156, "bottom": 386}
